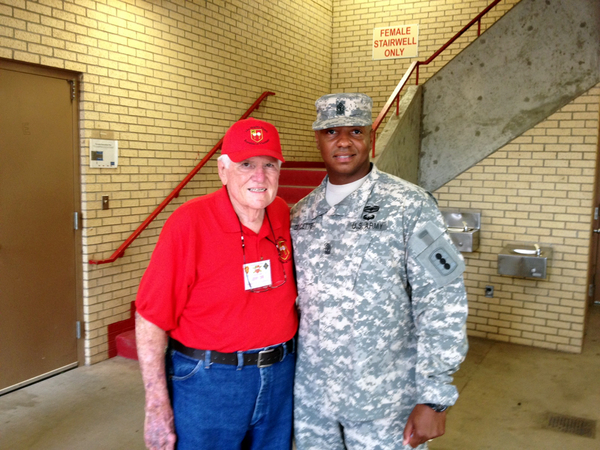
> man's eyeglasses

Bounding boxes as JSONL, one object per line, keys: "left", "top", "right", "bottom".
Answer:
{"left": 245, "top": 257, "right": 287, "bottom": 293}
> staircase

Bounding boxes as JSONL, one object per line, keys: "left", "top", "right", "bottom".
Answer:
{"left": 416, "top": 0, "right": 600, "bottom": 191}
{"left": 114, "top": 162, "right": 326, "bottom": 360}
{"left": 277, "top": 161, "right": 327, "bottom": 205}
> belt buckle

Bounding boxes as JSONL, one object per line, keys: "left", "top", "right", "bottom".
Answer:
{"left": 257, "top": 348, "right": 276, "bottom": 368}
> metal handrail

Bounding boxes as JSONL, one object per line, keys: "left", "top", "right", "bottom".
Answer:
{"left": 89, "top": 91, "right": 276, "bottom": 265}
{"left": 371, "top": 0, "right": 502, "bottom": 156}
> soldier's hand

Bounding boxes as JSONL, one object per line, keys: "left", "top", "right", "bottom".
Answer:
{"left": 402, "top": 404, "right": 446, "bottom": 448}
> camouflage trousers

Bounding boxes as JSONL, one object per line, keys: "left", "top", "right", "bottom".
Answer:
{"left": 294, "top": 395, "right": 428, "bottom": 450}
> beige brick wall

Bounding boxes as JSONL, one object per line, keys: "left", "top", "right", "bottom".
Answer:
{"left": 331, "top": 0, "right": 600, "bottom": 353}
{"left": 1, "top": 0, "right": 332, "bottom": 363}
{"left": 331, "top": 0, "right": 521, "bottom": 113}
{"left": 436, "top": 86, "right": 599, "bottom": 353}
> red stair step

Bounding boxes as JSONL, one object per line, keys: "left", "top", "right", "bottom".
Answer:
{"left": 281, "top": 161, "right": 326, "bottom": 169}
{"left": 115, "top": 329, "right": 138, "bottom": 360}
{"left": 277, "top": 186, "right": 315, "bottom": 204}
{"left": 279, "top": 168, "right": 326, "bottom": 187}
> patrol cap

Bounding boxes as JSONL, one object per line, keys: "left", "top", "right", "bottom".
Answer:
{"left": 221, "top": 117, "right": 285, "bottom": 163}
{"left": 312, "top": 93, "right": 373, "bottom": 130}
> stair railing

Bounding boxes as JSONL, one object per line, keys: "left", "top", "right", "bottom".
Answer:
{"left": 371, "top": 0, "right": 503, "bottom": 156}
{"left": 89, "top": 91, "right": 276, "bottom": 265}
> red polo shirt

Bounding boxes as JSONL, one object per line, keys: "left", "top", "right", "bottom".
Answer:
{"left": 136, "top": 186, "right": 298, "bottom": 352}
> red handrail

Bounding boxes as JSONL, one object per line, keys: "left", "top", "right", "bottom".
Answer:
{"left": 89, "top": 91, "right": 276, "bottom": 265}
{"left": 372, "top": 0, "right": 502, "bottom": 156}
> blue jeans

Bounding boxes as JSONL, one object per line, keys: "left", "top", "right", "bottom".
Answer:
{"left": 167, "top": 344, "right": 295, "bottom": 450}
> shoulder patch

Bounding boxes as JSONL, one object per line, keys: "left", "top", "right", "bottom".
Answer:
{"left": 408, "top": 222, "right": 465, "bottom": 288}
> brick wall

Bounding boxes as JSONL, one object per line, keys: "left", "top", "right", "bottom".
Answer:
{"left": 330, "top": 0, "right": 600, "bottom": 352}
{"left": 435, "top": 86, "right": 599, "bottom": 353}
{"left": 1, "top": 0, "right": 332, "bottom": 363}
{"left": 331, "top": 0, "right": 521, "bottom": 113}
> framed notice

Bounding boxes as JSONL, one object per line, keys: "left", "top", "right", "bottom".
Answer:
{"left": 373, "top": 24, "right": 419, "bottom": 60}
{"left": 90, "top": 139, "right": 119, "bottom": 168}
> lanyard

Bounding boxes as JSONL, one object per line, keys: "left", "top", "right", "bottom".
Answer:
{"left": 238, "top": 210, "right": 276, "bottom": 264}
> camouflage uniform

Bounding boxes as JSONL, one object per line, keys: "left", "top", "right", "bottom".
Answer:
{"left": 291, "top": 165, "right": 468, "bottom": 449}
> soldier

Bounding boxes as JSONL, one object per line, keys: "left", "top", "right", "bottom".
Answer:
{"left": 291, "top": 93, "right": 469, "bottom": 449}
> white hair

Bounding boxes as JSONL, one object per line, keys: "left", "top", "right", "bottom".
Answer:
{"left": 218, "top": 154, "right": 282, "bottom": 169}
{"left": 218, "top": 154, "right": 232, "bottom": 168}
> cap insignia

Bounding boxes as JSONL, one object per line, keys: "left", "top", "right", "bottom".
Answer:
{"left": 250, "top": 128, "right": 264, "bottom": 143}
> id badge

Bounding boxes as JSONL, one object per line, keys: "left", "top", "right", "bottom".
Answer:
{"left": 243, "top": 259, "right": 272, "bottom": 290}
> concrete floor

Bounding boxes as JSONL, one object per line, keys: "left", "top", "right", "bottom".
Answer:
{"left": 430, "top": 303, "right": 600, "bottom": 450}
{"left": 1, "top": 305, "right": 599, "bottom": 450}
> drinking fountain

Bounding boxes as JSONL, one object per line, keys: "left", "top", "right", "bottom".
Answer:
{"left": 440, "top": 209, "right": 481, "bottom": 252}
{"left": 497, "top": 243, "right": 552, "bottom": 279}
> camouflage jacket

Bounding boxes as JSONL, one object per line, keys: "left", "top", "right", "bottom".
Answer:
{"left": 290, "top": 165, "right": 468, "bottom": 420}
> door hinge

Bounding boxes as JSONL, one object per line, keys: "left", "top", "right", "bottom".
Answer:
{"left": 595, "top": 207, "right": 599, "bottom": 221}
{"left": 589, "top": 284, "right": 594, "bottom": 297}
{"left": 74, "top": 211, "right": 79, "bottom": 230}
{"left": 68, "top": 79, "right": 76, "bottom": 101}
{"left": 76, "top": 321, "right": 81, "bottom": 339}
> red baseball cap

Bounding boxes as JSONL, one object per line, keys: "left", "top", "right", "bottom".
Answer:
{"left": 221, "top": 117, "right": 285, "bottom": 163}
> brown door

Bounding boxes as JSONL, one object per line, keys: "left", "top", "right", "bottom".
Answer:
{"left": 592, "top": 223, "right": 599, "bottom": 304}
{"left": 593, "top": 212, "right": 600, "bottom": 305}
{"left": 591, "top": 135, "right": 600, "bottom": 306}
{"left": 0, "top": 60, "right": 81, "bottom": 394}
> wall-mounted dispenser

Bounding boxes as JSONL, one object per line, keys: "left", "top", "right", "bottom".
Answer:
{"left": 497, "top": 243, "right": 552, "bottom": 279}
{"left": 440, "top": 209, "right": 481, "bottom": 252}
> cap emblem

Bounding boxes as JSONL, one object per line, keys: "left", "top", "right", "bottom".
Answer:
{"left": 250, "top": 128, "right": 264, "bottom": 143}
{"left": 336, "top": 101, "right": 345, "bottom": 116}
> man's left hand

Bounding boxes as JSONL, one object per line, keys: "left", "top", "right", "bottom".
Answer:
{"left": 402, "top": 404, "right": 446, "bottom": 448}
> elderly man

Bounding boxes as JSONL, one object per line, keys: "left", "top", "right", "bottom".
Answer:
{"left": 291, "top": 93, "right": 468, "bottom": 449}
{"left": 135, "top": 117, "right": 298, "bottom": 450}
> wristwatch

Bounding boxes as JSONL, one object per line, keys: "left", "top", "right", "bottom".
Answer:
{"left": 424, "top": 403, "right": 448, "bottom": 412}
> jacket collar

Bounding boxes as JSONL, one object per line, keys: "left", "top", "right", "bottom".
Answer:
{"left": 304, "top": 164, "right": 380, "bottom": 220}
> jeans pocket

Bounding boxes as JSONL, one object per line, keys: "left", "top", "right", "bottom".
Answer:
{"left": 170, "top": 350, "right": 204, "bottom": 381}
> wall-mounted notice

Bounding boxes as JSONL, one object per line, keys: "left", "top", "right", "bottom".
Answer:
{"left": 90, "top": 139, "right": 118, "bottom": 168}
{"left": 373, "top": 24, "right": 419, "bottom": 60}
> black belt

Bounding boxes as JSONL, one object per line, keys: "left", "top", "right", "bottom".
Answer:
{"left": 170, "top": 338, "right": 295, "bottom": 368}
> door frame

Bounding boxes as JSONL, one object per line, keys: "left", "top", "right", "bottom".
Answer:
{"left": 0, "top": 57, "right": 84, "bottom": 368}
{"left": 587, "top": 112, "right": 600, "bottom": 313}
